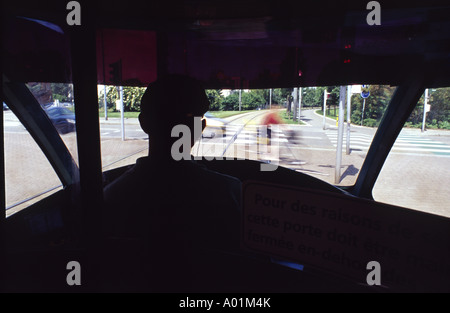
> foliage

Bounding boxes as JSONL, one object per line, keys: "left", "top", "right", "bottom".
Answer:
{"left": 98, "top": 85, "right": 146, "bottom": 112}
{"left": 351, "top": 109, "right": 361, "bottom": 125}
{"left": 27, "top": 83, "right": 71, "bottom": 105}
{"left": 427, "top": 88, "right": 450, "bottom": 126}
{"left": 405, "top": 87, "right": 450, "bottom": 129}
{"left": 350, "top": 85, "right": 395, "bottom": 125}
{"left": 92, "top": 84, "right": 449, "bottom": 130}
{"left": 241, "top": 90, "right": 266, "bottom": 109}
{"left": 221, "top": 92, "right": 240, "bottom": 111}
{"left": 220, "top": 90, "right": 266, "bottom": 110}
{"left": 205, "top": 89, "right": 223, "bottom": 111}
{"left": 363, "top": 118, "right": 378, "bottom": 127}
{"left": 122, "top": 86, "right": 146, "bottom": 112}
{"left": 51, "top": 84, "right": 73, "bottom": 103}
{"left": 301, "top": 87, "right": 328, "bottom": 107}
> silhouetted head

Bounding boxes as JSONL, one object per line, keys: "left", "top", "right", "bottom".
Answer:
{"left": 139, "top": 75, "right": 210, "bottom": 157}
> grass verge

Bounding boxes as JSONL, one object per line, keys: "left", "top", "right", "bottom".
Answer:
{"left": 279, "top": 110, "right": 306, "bottom": 125}
{"left": 99, "top": 110, "right": 140, "bottom": 118}
{"left": 208, "top": 110, "right": 255, "bottom": 119}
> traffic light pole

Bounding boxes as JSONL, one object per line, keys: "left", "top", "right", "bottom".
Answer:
{"left": 119, "top": 86, "right": 125, "bottom": 141}
{"left": 323, "top": 90, "right": 328, "bottom": 130}
{"left": 335, "top": 86, "right": 346, "bottom": 184}
{"left": 346, "top": 85, "right": 351, "bottom": 155}
{"left": 103, "top": 85, "right": 108, "bottom": 120}
{"left": 298, "top": 87, "right": 302, "bottom": 124}
{"left": 293, "top": 88, "right": 298, "bottom": 121}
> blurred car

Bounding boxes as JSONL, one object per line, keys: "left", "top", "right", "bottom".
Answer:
{"left": 202, "top": 112, "right": 227, "bottom": 138}
{"left": 45, "top": 107, "right": 76, "bottom": 134}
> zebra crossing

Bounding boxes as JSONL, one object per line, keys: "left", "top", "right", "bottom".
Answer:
{"left": 222, "top": 124, "right": 289, "bottom": 145}
{"left": 200, "top": 122, "right": 450, "bottom": 157}
{"left": 325, "top": 130, "right": 450, "bottom": 156}
{"left": 324, "top": 130, "right": 374, "bottom": 151}
{"left": 195, "top": 124, "right": 291, "bottom": 159}
{"left": 391, "top": 134, "right": 450, "bottom": 156}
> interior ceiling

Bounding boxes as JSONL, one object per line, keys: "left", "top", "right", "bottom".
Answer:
{"left": 3, "top": 0, "right": 450, "bottom": 88}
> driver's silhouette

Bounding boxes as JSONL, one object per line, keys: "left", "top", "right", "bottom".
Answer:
{"left": 102, "top": 75, "right": 241, "bottom": 291}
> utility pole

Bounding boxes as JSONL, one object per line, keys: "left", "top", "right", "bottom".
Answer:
{"left": 103, "top": 85, "right": 108, "bottom": 120}
{"left": 422, "top": 88, "right": 429, "bottom": 132}
{"left": 239, "top": 89, "right": 242, "bottom": 111}
{"left": 298, "top": 87, "right": 302, "bottom": 124}
{"left": 269, "top": 88, "right": 272, "bottom": 109}
{"left": 335, "top": 86, "right": 346, "bottom": 184}
{"left": 323, "top": 90, "right": 328, "bottom": 130}
{"left": 117, "top": 86, "right": 125, "bottom": 141}
{"left": 292, "top": 88, "right": 298, "bottom": 121}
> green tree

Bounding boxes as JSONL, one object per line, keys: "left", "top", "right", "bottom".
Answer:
{"left": 271, "top": 88, "right": 283, "bottom": 105}
{"left": 27, "top": 82, "right": 53, "bottom": 105}
{"left": 242, "top": 90, "right": 265, "bottom": 109}
{"left": 350, "top": 85, "right": 395, "bottom": 126}
{"left": 280, "top": 88, "right": 293, "bottom": 106}
{"left": 301, "top": 86, "right": 328, "bottom": 108}
{"left": 221, "top": 92, "right": 240, "bottom": 110}
{"left": 122, "top": 86, "right": 146, "bottom": 112}
{"left": 205, "top": 89, "right": 223, "bottom": 111}
{"left": 51, "top": 83, "right": 73, "bottom": 103}
{"left": 219, "top": 90, "right": 267, "bottom": 110}
{"left": 98, "top": 85, "right": 118, "bottom": 110}
{"left": 99, "top": 85, "right": 146, "bottom": 112}
{"left": 302, "top": 87, "right": 327, "bottom": 107}
{"left": 427, "top": 88, "right": 450, "bottom": 128}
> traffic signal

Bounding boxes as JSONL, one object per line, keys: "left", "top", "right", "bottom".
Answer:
{"left": 342, "top": 43, "right": 352, "bottom": 64}
{"left": 109, "top": 60, "right": 122, "bottom": 85}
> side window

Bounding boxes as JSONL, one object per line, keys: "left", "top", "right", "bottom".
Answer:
{"left": 373, "top": 87, "right": 450, "bottom": 217}
{"left": 4, "top": 106, "right": 63, "bottom": 216}
{"left": 27, "top": 83, "right": 79, "bottom": 163}
{"left": 98, "top": 85, "right": 148, "bottom": 172}
{"left": 97, "top": 29, "right": 157, "bottom": 173}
